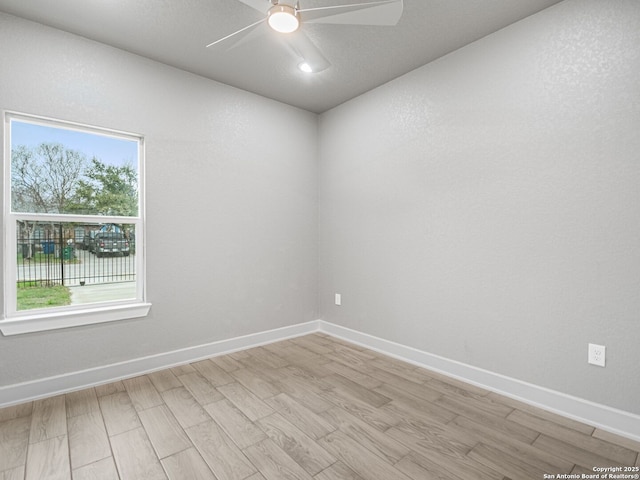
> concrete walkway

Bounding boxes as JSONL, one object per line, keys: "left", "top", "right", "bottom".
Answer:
{"left": 69, "top": 282, "right": 136, "bottom": 305}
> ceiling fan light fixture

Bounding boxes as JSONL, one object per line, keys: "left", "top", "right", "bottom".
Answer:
{"left": 267, "top": 5, "right": 300, "bottom": 33}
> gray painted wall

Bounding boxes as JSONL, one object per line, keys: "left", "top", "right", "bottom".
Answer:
{"left": 2, "top": 0, "right": 639, "bottom": 419}
{"left": 318, "top": 0, "right": 640, "bottom": 414}
{"left": 0, "top": 13, "right": 318, "bottom": 385}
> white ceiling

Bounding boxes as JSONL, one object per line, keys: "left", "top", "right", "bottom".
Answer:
{"left": 0, "top": 0, "right": 563, "bottom": 113}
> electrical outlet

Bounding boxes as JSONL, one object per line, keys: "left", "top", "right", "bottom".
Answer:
{"left": 335, "top": 293, "right": 341, "bottom": 306}
{"left": 588, "top": 343, "right": 606, "bottom": 367}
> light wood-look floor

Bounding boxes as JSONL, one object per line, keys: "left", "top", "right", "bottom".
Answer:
{"left": 1, "top": 333, "right": 638, "bottom": 480}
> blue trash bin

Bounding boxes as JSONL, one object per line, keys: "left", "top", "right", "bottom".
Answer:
{"left": 42, "top": 241, "right": 55, "bottom": 254}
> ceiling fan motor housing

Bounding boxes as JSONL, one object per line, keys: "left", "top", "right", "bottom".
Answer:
{"left": 267, "top": 4, "right": 300, "bottom": 33}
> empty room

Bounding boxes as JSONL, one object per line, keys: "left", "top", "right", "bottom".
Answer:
{"left": 1, "top": 0, "right": 639, "bottom": 479}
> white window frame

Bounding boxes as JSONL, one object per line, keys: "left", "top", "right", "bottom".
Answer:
{"left": 1, "top": 111, "right": 150, "bottom": 335}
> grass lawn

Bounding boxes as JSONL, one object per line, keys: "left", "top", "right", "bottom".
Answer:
{"left": 17, "top": 282, "right": 71, "bottom": 310}
{"left": 18, "top": 252, "right": 80, "bottom": 264}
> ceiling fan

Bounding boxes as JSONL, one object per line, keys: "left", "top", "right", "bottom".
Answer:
{"left": 206, "top": 0, "right": 403, "bottom": 73}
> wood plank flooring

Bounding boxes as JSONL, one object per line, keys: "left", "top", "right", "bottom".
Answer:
{"left": 1, "top": 333, "right": 638, "bottom": 480}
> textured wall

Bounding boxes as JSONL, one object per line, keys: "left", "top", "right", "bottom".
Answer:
{"left": 318, "top": 0, "right": 640, "bottom": 414}
{"left": 0, "top": 13, "right": 318, "bottom": 385}
{"left": 2, "top": 0, "right": 640, "bottom": 419}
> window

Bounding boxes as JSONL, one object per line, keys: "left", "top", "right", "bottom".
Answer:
{"left": 2, "top": 112, "right": 149, "bottom": 335}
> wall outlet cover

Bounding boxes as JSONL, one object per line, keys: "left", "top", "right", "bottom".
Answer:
{"left": 588, "top": 343, "right": 606, "bottom": 367}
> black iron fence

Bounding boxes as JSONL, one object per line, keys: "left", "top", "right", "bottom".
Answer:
{"left": 17, "top": 223, "right": 136, "bottom": 287}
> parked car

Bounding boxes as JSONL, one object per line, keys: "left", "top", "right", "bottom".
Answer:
{"left": 93, "top": 232, "right": 130, "bottom": 257}
{"left": 81, "top": 230, "right": 97, "bottom": 251}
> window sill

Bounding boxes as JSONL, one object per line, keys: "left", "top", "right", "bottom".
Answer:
{"left": 0, "top": 302, "right": 152, "bottom": 336}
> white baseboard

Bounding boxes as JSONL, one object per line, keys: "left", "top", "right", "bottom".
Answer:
{"left": 317, "top": 320, "right": 640, "bottom": 443}
{"left": 2, "top": 318, "right": 639, "bottom": 443}
{"left": 0, "top": 320, "right": 320, "bottom": 408}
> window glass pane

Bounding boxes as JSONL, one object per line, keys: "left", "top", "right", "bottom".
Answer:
{"left": 10, "top": 119, "right": 139, "bottom": 216}
{"left": 16, "top": 220, "right": 137, "bottom": 310}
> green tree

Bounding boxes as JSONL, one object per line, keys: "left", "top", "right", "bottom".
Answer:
{"left": 71, "top": 157, "right": 138, "bottom": 217}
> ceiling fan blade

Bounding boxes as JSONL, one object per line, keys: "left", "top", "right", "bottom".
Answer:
{"left": 299, "top": 0, "right": 403, "bottom": 26}
{"left": 236, "top": 0, "right": 270, "bottom": 14}
{"left": 227, "top": 22, "right": 271, "bottom": 51}
{"left": 206, "top": 18, "right": 265, "bottom": 48}
{"left": 285, "top": 31, "right": 331, "bottom": 72}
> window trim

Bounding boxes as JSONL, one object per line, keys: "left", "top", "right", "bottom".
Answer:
{"left": 2, "top": 111, "right": 150, "bottom": 336}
